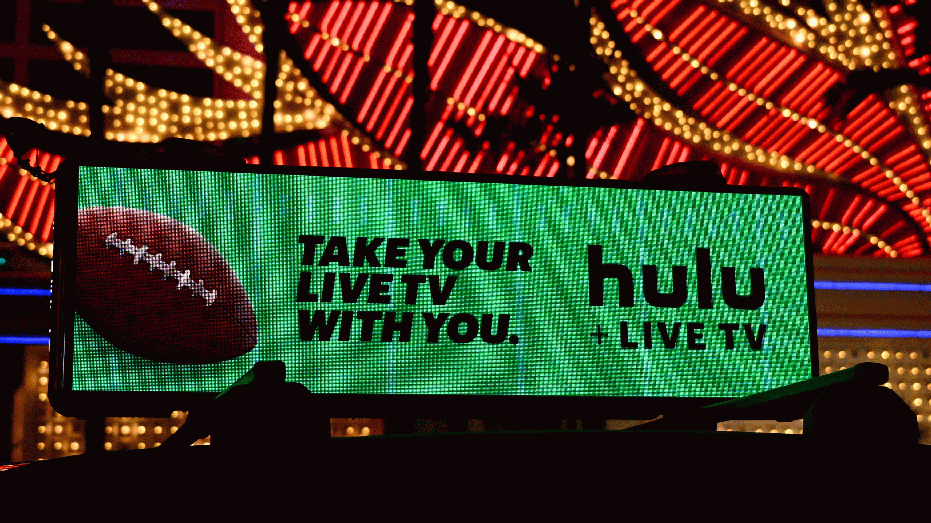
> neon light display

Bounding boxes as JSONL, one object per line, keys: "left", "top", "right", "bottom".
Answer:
{"left": 0, "top": 0, "right": 928, "bottom": 262}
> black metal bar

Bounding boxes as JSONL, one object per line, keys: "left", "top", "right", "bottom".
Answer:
{"left": 261, "top": 1, "right": 284, "bottom": 165}
{"left": 88, "top": 1, "right": 113, "bottom": 146}
{"left": 410, "top": 0, "right": 434, "bottom": 172}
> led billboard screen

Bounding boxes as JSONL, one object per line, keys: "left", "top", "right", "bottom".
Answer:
{"left": 51, "top": 164, "right": 816, "bottom": 415}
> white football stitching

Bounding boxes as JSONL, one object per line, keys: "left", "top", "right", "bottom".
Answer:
{"left": 105, "top": 232, "right": 218, "bottom": 306}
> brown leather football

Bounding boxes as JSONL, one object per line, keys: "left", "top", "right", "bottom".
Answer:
{"left": 76, "top": 206, "right": 257, "bottom": 363}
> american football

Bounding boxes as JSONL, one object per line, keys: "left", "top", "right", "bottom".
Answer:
{"left": 76, "top": 206, "right": 257, "bottom": 364}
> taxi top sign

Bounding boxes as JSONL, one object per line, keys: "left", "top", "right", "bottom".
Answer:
{"left": 50, "top": 163, "right": 817, "bottom": 417}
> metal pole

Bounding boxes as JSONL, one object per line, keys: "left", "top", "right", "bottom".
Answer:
{"left": 88, "top": 1, "right": 112, "bottom": 146}
{"left": 261, "top": 1, "right": 284, "bottom": 165}
{"left": 410, "top": 0, "right": 434, "bottom": 172}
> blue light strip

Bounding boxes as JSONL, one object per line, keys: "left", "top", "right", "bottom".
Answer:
{"left": 818, "top": 329, "right": 931, "bottom": 339}
{"left": 0, "top": 336, "right": 50, "bottom": 345}
{"left": 0, "top": 287, "right": 52, "bottom": 296}
{"left": 813, "top": 281, "right": 931, "bottom": 292}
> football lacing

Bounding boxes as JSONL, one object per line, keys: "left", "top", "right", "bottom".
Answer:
{"left": 105, "top": 232, "right": 218, "bottom": 306}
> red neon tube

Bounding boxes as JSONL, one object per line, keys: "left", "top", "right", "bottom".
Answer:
{"left": 453, "top": 31, "right": 493, "bottom": 101}
{"left": 841, "top": 195, "right": 862, "bottom": 225}
{"left": 40, "top": 196, "right": 54, "bottom": 242}
{"left": 693, "top": 81, "right": 724, "bottom": 114}
{"left": 312, "top": 35, "right": 335, "bottom": 71}
{"left": 652, "top": 45, "right": 677, "bottom": 72}
{"left": 646, "top": 0, "right": 680, "bottom": 26}
{"left": 321, "top": 46, "right": 345, "bottom": 84}
{"left": 764, "top": 118, "right": 802, "bottom": 152}
{"left": 885, "top": 143, "right": 921, "bottom": 165}
{"left": 318, "top": 139, "right": 329, "bottom": 166}
{"left": 363, "top": 3, "right": 392, "bottom": 56}
{"left": 427, "top": 17, "right": 456, "bottom": 67}
{"left": 851, "top": 199, "right": 875, "bottom": 228}
{"left": 779, "top": 63, "right": 822, "bottom": 110}
{"left": 6, "top": 171, "right": 29, "bottom": 218}
{"left": 329, "top": 1, "right": 353, "bottom": 40}
{"left": 652, "top": 137, "right": 670, "bottom": 170}
{"left": 366, "top": 73, "right": 401, "bottom": 132}
{"left": 710, "top": 92, "right": 749, "bottom": 130}
{"left": 614, "top": 119, "right": 645, "bottom": 178}
{"left": 699, "top": 25, "right": 744, "bottom": 68}
{"left": 329, "top": 53, "right": 354, "bottom": 95}
{"left": 838, "top": 231, "right": 861, "bottom": 253}
{"left": 431, "top": 19, "right": 469, "bottom": 91}
{"left": 722, "top": 97, "right": 759, "bottom": 131}
{"left": 822, "top": 229, "right": 842, "bottom": 254}
{"left": 385, "top": 13, "right": 413, "bottom": 70}
{"left": 452, "top": 151, "right": 469, "bottom": 173}
{"left": 794, "top": 133, "right": 832, "bottom": 164}
{"left": 307, "top": 142, "right": 319, "bottom": 167}
{"left": 761, "top": 51, "right": 804, "bottom": 99}
{"left": 289, "top": 2, "right": 311, "bottom": 34}
{"left": 818, "top": 188, "right": 835, "bottom": 220}
{"left": 532, "top": 155, "right": 549, "bottom": 177}
{"left": 340, "top": 58, "right": 365, "bottom": 104}
{"left": 661, "top": 53, "right": 687, "bottom": 82}
{"left": 689, "top": 16, "right": 727, "bottom": 58}
{"left": 861, "top": 204, "right": 887, "bottom": 232}
{"left": 375, "top": 81, "right": 409, "bottom": 140}
{"left": 728, "top": 38, "right": 768, "bottom": 82}
{"left": 592, "top": 125, "right": 619, "bottom": 172}
{"left": 848, "top": 108, "right": 887, "bottom": 143}
{"left": 753, "top": 48, "right": 792, "bottom": 94}
{"left": 386, "top": 96, "right": 414, "bottom": 151}
{"left": 476, "top": 41, "right": 516, "bottom": 112}
{"left": 426, "top": 128, "right": 453, "bottom": 170}
{"left": 736, "top": 41, "right": 779, "bottom": 87}
{"left": 16, "top": 178, "right": 39, "bottom": 230}
{"left": 352, "top": 3, "right": 380, "bottom": 50}
{"left": 296, "top": 144, "right": 306, "bottom": 166}
{"left": 832, "top": 155, "right": 864, "bottom": 177}
{"left": 423, "top": 105, "right": 453, "bottom": 158}
{"left": 327, "top": 136, "right": 340, "bottom": 168}
{"left": 507, "top": 149, "right": 526, "bottom": 175}
{"left": 797, "top": 67, "right": 836, "bottom": 116}
{"left": 702, "top": 88, "right": 734, "bottom": 123}
{"left": 318, "top": 1, "right": 340, "bottom": 33}
{"left": 340, "top": 133, "right": 353, "bottom": 168}
{"left": 341, "top": 2, "right": 365, "bottom": 47}
{"left": 668, "top": 5, "right": 705, "bottom": 42}
{"left": 824, "top": 144, "right": 859, "bottom": 172}
{"left": 395, "top": 128, "right": 411, "bottom": 157}
{"left": 28, "top": 183, "right": 52, "bottom": 238}
{"left": 464, "top": 34, "right": 506, "bottom": 106}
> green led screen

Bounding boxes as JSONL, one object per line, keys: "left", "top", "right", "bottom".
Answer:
{"left": 68, "top": 165, "right": 814, "bottom": 398}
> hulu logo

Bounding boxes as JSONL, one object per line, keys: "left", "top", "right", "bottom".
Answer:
{"left": 587, "top": 246, "right": 765, "bottom": 310}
